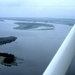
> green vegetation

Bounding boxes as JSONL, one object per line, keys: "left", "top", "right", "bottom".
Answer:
{"left": 0, "top": 36, "right": 17, "bottom": 45}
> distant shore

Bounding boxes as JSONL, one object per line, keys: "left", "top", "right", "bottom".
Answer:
{"left": 14, "top": 22, "right": 55, "bottom": 30}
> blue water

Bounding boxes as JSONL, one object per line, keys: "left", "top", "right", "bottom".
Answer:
{"left": 0, "top": 19, "right": 72, "bottom": 75}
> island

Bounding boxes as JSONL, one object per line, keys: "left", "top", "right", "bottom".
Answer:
{"left": 0, "top": 36, "right": 17, "bottom": 45}
{"left": 14, "top": 22, "right": 55, "bottom": 30}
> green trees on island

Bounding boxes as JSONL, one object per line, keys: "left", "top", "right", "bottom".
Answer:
{"left": 0, "top": 36, "right": 17, "bottom": 45}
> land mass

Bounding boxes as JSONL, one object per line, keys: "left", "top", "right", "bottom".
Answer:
{"left": 0, "top": 36, "right": 17, "bottom": 45}
{"left": 14, "top": 22, "right": 54, "bottom": 30}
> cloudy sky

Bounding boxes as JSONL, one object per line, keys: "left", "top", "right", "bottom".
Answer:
{"left": 0, "top": 0, "right": 75, "bottom": 18}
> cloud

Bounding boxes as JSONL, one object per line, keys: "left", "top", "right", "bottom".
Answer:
{"left": 0, "top": 0, "right": 75, "bottom": 7}
{"left": 0, "top": 0, "right": 23, "bottom": 6}
{"left": 0, "top": 0, "right": 75, "bottom": 18}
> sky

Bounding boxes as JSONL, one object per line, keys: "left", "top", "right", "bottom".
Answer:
{"left": 0, "top": 0, "right": 75, "bottom": 18}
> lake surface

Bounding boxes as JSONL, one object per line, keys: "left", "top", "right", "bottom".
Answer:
{"left": 0, "top": 19, "right": 72, "bottom": 75}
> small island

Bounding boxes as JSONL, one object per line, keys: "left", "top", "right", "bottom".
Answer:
{"left": 14, "top": 22, "right": 55, "bottom": 30}
{"left": 0, "top": 36, "right": 17, "bottom": 45}
{"left": 0, "top": 52, "right": 17, "bottom": 67}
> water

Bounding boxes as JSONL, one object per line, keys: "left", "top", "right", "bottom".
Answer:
{"left": 0, "top": 19, "right": 72, "bottom": 75}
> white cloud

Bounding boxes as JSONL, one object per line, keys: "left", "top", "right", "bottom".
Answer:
{"left": 0, "top": 0, "right": 75, "bottom": 7}
{"left": 0, "top": 0, "right": 75, "bottom": 18}
{"left": 0, "top": 0, "right": 23, "bottom": 6}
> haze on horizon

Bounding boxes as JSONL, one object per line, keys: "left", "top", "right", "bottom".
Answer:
{"left": 0, "top": 0, "right": 75, "bottom": 18}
